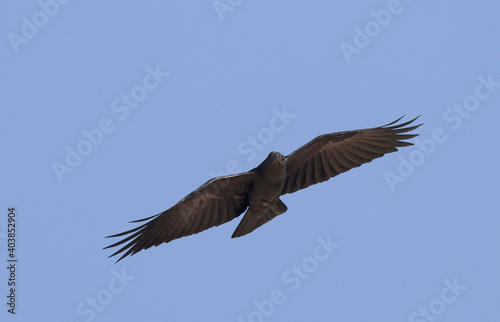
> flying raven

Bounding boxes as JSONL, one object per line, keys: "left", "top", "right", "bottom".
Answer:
{"left": 105, "top": 116, "right": 421, "bottom": 262}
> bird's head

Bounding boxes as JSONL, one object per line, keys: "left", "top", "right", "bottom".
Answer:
{"left": 268, "top": 151, "right": 285, "bottom": 165}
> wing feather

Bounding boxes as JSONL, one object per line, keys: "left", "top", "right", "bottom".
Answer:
{"left": 314, "top": 153, "right": 326, "bottom": 182}
{"left": 321, "top": 149, "right": 337, "bottom": 177}
{"left": 105, "top": 172, "right": 255, "bottom": 262}
{"left": 282, "top": 116, "right": 421, "bottom": 194}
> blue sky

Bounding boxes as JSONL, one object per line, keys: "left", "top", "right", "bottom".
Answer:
{"left": 1, "top": 1, "right": 500, "bottom": 321}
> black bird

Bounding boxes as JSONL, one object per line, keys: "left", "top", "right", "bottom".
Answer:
{"left": 105, "top": 116, "right": 421, "bottom": 262}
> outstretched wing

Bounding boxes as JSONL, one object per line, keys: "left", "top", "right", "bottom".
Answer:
{"left": 105, "top": 172, "right": 255, "bottom": 262}
{"left": 281, "top": 116, "right": 422, "bottom": 194}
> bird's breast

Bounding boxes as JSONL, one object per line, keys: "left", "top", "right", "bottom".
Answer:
{"left": 249, "top": 161, "right": 286, "bottom": 211}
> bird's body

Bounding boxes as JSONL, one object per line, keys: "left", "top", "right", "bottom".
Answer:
{"left": 232, "top": 152, "right": 288, "bottom": 238}
{"left": 105, "top": 116, "right": 422, "bottom": 262}
{"left": 248, "top": 152, "right": 286, "bottom": 212}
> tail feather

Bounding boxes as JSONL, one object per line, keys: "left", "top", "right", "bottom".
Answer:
{"left": 231, "top": 199, "right": 288, "bottom": 238}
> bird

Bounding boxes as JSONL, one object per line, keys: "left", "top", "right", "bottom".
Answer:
{"left": 105, "top": 116, "right": 421, "bottom": 262}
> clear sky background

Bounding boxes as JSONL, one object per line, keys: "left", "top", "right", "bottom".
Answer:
{"left": 1, "top": 1, "right": 499, "bottom": 321}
